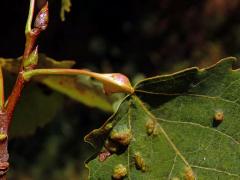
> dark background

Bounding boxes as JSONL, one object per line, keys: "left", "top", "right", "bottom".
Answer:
{"left": 1, "top": 0, "right": 240, "bottom": 179}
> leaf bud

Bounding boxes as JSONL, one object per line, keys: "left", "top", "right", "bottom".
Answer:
{"left": 23, "top": 46, "right": 38, "bottom": 71}
{"left": 34, "top": 2, "right": 49, "bottom": 31}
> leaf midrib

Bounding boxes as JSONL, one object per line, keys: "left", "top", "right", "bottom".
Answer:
{"left": 135, "top": 89, "right": 240, "bottom": 108}
{"left": 131, "top": 94, "right": 240, "bottom": 177}
{"left": 132, "top": 95, "right": 191, "bottom": 167}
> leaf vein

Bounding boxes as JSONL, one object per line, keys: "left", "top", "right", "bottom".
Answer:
{"left": 157, "top": 118, "right": 240, "bottom": 145}
{"left": 132, "top": 95, "right": 191, "bottom": 167}
{"left": 135, "top": 90, "right": 240, "bottom": 107}
{"left": 191, "top": 165, "right": 240, "bottom": 177}
{"left": 168, "top": 154, "right": 177, "bottom": 179}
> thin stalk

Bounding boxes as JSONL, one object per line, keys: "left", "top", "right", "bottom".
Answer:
{"left": 0, "top": 1, "right": 48, "bottom": 179}
{"left": 6, "top": 0, "right": 48, "bottom": 121}
{"left": 25, "top": 0, "right": 35, "bottom": 34}
{"left": 6, "top": 0, "right": 36, "bottom": 120}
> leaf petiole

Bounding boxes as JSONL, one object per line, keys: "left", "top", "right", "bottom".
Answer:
{"left": 25, "top": 0, "right": 35, "bottom": 34}
{"left": 23, "top": 68, "right": 134, "bottom": 94}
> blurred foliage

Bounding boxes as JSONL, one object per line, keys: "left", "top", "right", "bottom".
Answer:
{"left": 0, "top": 0, "right": 240, "bottom": 179}
{"left": 8, "top": 80, "right": 64, "bottom": 138}
{"left": 8, "top": 101, "right": 109, "bottom": 180}
{"left": 61, "top": 0, "right": 71, "bottom": 21}
{"left": 0, "top": 54, "right": 116, "bottom": 112}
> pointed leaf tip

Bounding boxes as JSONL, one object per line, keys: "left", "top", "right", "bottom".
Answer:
{"left": 101, "top": 73, "right": 134, "bottom": 94}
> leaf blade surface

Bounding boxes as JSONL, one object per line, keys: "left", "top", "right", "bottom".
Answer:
{"left": 86, "top": 57, "right": 240, "bottom": 179}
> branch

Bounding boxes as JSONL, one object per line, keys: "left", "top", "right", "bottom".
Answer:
{"left": 23, "top": 1, "right": 48, "bottom": 62}
{"left": 0, "top": 1, "right": 49, "bottom": 179}
{"left": 23, "top": 69, "right": 134, "bottom": 94}
{"left": 6, "top": 0, "right": 49, "bottom": 126}
{"left": 0, "top": 66, "right": 4, "bottom": 110}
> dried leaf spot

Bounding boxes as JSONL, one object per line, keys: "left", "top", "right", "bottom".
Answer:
{"left": 145, "top": 118, "right": 160, "bottom": 136}
{"left": 112, "top": 164, "right": 127, "bottom": 180}
{"left": 184, "top": 167, "right": 195, "bottom": 180}
{"left": 110, "top": 126, "right": 132, "bottom": 146}
{"left": 134, "top": 152, "right": 147, "bottom": 172}
{"left": 214, "top": 111, "right": 224, "bottom": 122}
{"left": 98, "top": 150, "right": 111, "bottom": 162}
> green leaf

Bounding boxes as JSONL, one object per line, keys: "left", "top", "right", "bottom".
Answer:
{"left": 36, "top": 75, "right": 114, "bottom": 112}
{"left": 85, "top": 57, "right": 240, "bottom": 179}
{"left": 0, "top": 54, "right": 114, "bottom": 112}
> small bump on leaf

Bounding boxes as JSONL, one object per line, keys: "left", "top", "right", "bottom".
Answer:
{"left": 134, "top": 152, "right": 147, "bottom": 172}
{"left": 145, "top": 118, "right": 160, "bottom": 136}
{"left": 214, "top": 110, "right": 224, "bottom": 122}
{"left": 112, "top": 164, "right": 127, "bottom": 180}
{"left": 110, "top": 125, "right": 132, "bottom": 146}
{"left": 184, "top": 167, "right": 195, "bottom": 180}
{"left": 152, "top": 123, "right": 160, "bottom": 135}
{"left": 145, "top": 118, "right": 155, "bottom": 135}
{"left": 98, "top": 150, "right": 111, "bottom": 162}
{"left": 212, "top": 110, "right": 224, "bottom": 127}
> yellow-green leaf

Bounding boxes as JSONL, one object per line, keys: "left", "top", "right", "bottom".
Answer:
{"left": 0, "top": 54, "right": 114, "bottom": 112}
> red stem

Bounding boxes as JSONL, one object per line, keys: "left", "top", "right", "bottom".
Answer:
{"left": 0, "top": 2, "right": 48, "bottom": 179}
{"left": 0, "top": 33, "right": 37, "bottom": 180}
{"left": 0, "top": 112, "right": 9, "bottom": 180}
{"left": 6, "top": 30, "right": 40, "bottom": 124}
